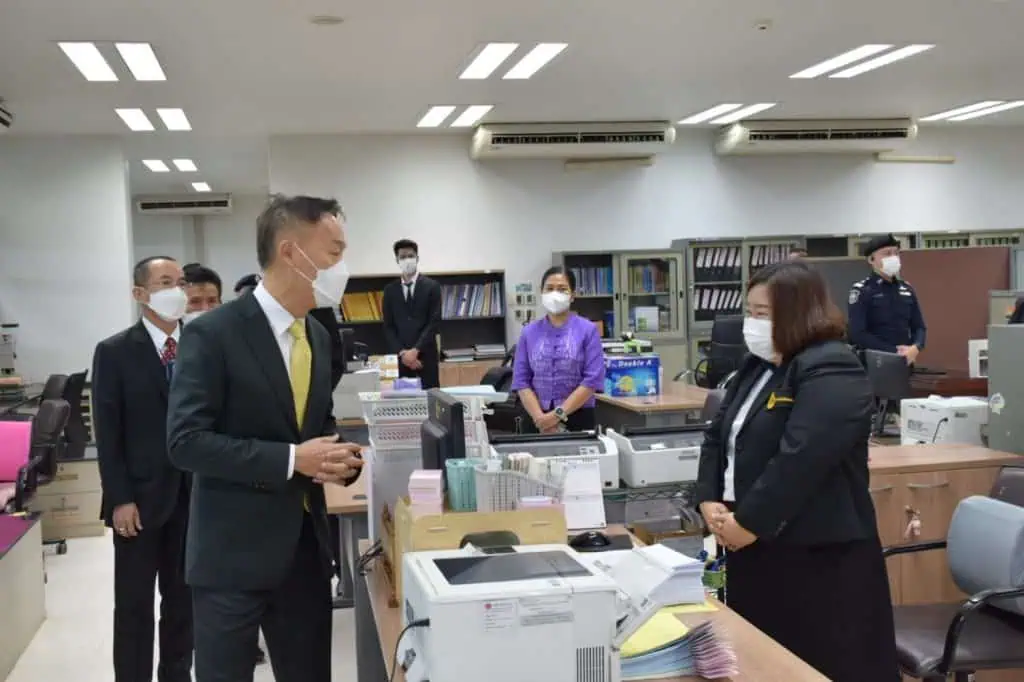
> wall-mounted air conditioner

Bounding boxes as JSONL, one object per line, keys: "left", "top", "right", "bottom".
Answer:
{"left": 134, "top": 193, "right": 233, "bottom": 216}
{"left": 715, "top": 119, "right": 917, "bottom": 156}
{"left": 471, "top": 122, "right": 676, "bottom": 160}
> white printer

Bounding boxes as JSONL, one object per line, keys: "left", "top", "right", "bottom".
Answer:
{"left": 488, "top": 431, "right": 621, "bottom": 489}
{"left": 606, "top": 426, "right": 704, "bottom": 487}
{"left": 899, "top": 395, "right": 988, "bottom": 446}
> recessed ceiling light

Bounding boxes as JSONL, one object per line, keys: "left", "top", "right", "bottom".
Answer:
{"left": 172, "top": 159, "right": 198, "bottom": 172}
{"left": 790, "top": 44, "right": 893, "bottom": 79}
{"left": 417, "top": 105, "right": 457, "bottom": 128}
{"left": 192, "top": 182, "right": 211, "bottom": 192}
{"left": 115, "top": 108, "right": 155, "bottom": 132}
{"left": 678, "top": 104, "right": 744, "bottom": 125}
{"left": 920, "top": 101, "right": 1004, "bottom": 122}
{"left": 711, "top": 103, "right": 778, "bottom": 125}
{"left": 450, "top": 105, "right": 494, "bottom": 128}
{"left": 460, "top": 43, "right": 518, "bottom": 80}
{"left": 157, "top": 108, "right": 191, "bottom": 131}
{"left": 309, "top": 15, "right": 345, "bottom": 26}
{"left": 115, "top": 42, "right": 166, "bottom": 81}
{"left": 143, "top": 159, "right": 169, "bottom": 172}
{"left": 829, "top": 44, "right": 934, "bottom": 78}
{"left": 949, "top": 100, "right": 1024, "bottom": 121}
{"left": 503, "top": 43, "right": 567, "bottom": 80}
{"left": 59, "top": 42, "right": 118, "bottom": 82}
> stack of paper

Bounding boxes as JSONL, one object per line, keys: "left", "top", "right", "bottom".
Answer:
{"left": 407, "top": 470, "right": 443, "bottom": 516}
{"left": 560, "top": 460, "right": 606, "bottom": 531}
{"left": 620, "top": 619, "right": 738, "bottom": 680}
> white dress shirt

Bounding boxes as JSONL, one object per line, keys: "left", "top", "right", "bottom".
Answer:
{"left": 141, "top": 316, "right": 180, "bottom": 357}
{"left": 253, "top": 282, "right": 299, "bottom": 480}
{"left": 723, "top": 368, "right": 774, "bottom": 502}
{"left": 401, "top": 273, "right": 419, "bottom": 301}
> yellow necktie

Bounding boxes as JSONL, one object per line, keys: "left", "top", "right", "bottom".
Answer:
{"left": 288, "top": 320, "right": 313, "bottom": 512}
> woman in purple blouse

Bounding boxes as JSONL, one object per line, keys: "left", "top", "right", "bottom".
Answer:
{"left": 511, "top": 266, "right": 606, "bottom": 432}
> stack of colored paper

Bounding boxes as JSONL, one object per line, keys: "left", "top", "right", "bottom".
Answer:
{"left": 620, "top": 617, "right": 738, "bottom": 680}
{"left": 407, "top": 470, "right": 443, "bottom": 516}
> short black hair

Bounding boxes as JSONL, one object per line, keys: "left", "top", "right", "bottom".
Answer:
{"left": 393, "top": 239, "right": 418, "bottom": 258}
{"left": 540, "top": 265, "right": 576, "bottom": 291}
{"left": 132, "top": 255, "right": 176, "bottom": 287}
{"left": 256, "top": 194, "right": 345, "bottom": 269}
{"left": 184, "top": 264, "right": 222, "bottom": 296}
{"left": 233, "top": 273, "right": 261, "bottom": 294}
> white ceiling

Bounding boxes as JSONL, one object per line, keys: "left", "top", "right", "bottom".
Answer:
{"left": 2, "top": 0, "right": 1024, "bottom": 194}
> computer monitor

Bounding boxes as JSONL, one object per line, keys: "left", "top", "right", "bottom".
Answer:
{"left": 863, "top": 349, "right": 912, "bottom": 436}
{"left": 421, "top": 389, "right": 466, "bottom": 473}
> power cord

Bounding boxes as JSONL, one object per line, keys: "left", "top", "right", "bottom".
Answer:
{"left": 356, "top": 539, "right": 383, "bottom": 576}
{"left": 390, "top": 618, "right": 430, "bottom": 682}
{"left": 930, "top": 417, "right": 949, "bottom": 444}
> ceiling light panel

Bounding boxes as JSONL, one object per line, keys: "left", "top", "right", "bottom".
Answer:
{"left": 173, "top": 159, "right": 198, "bottom": 172}
{"left": 460, "top": 43, "right": 518, "bottom": 79}
{"left": 790, "top": 45, "right": 892, "bottom": 79}
{"left": 949, "top": 100, "right": 1024, "bottom": 121}
{"left": 192, "top": 182, "right": 211, "bottom": 192}
{"left": 829, "top": 44, "right": 934, "bottom": 78}
{"left": 920, "top": 101, "right": 1004, "bottom": 122}
{"left": 115, "top": 43, "right": 166, "bottom": 81}
{"left": 503, "top": 43, "right": 567, "bottom": 79}
{"left": 417, "top": 106, "right": 456, "bottom": 128}
{"left": 115, "top": 108, "right": 155, "bottom": 131}
{"left": 157, "top": 108, "right": 192, "bottom": 131}
{"left": 59, "top": 42, "right": 118, "bottom": 81}
{"left": 143, "top": 160, "right": 169, "bottom": 172}
{"left": 450, "top": 105, "right": 493, "bottom": 128}
{"left": 711, "top": 103, "right": 778, "bottom": 125}
{"left": 678, "top": 104, "right": 744, "bottom": 125}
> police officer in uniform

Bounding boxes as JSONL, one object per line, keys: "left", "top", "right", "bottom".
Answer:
{"left": 848, "top": 234, "right": 927, "bottom": 365}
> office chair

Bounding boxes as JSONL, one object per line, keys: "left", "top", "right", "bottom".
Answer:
{"left": 677, "top": 316, "right": 747, "bottom": 389}
{"left": 886, "top": 466, "right": 1024, "bottom": 681}
{"left": 699, "top": 389, "right": 726, "bottom": 423}
{"left": 1, "top": 372, "right": 68, "bottom": 415}
{"left": 61, "top": 370, "right": 89, "bottom": 458}
{"left": 482, "top": 344, "right": 522, "bottom": 434}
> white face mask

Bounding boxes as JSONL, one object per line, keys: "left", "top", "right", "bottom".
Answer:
{"left": 880, "top": 255, "right": 901, "bottom": 278}
{"left": 398, "top": 257, "right": 418, "bottom": 277}
{"left": 293, "top": 246, "right": 350, "bottom": 308}
{"left": 146, "top": 287, "right": 187, "bottom": 322}
{"left": 541, "top": 291, "right": 571, "bottom": 315}
{"left": 182, "top": 310, "right": 206, "bottom": 325}
{"left": 743, "top": 317, "right": 776, "bottom": 362}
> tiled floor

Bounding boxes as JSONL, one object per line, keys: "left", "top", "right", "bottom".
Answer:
{"left": 8, "top": 531, "right": 358, "bottom": 681}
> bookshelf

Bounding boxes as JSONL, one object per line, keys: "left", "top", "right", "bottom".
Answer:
{"left": 336, "top": 270, "right": 507, "bottom": 360}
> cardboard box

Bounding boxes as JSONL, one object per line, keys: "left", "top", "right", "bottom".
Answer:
{"left": 604, "top": 354, "right": 661, "bottom": 397}
{"left": 900, "top": 396, "right": 988, "bottom": 446}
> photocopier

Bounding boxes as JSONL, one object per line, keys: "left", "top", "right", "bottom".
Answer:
{"left": 606, "top": 425, "right": 705, "bottom": 487}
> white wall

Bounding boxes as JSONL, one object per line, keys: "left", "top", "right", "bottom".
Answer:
{"left": 0, "top": 136, "right": 134, "bottom": 381}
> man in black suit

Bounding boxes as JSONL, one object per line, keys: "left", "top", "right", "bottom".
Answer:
{"left": 382, "top": 238, "right": 442, "bottom": 388}
{"left": 92, "top": 256, "right": 193, "bottom": 682}
{"left": 167, "top": 195, "right": 362, "bottom": 682}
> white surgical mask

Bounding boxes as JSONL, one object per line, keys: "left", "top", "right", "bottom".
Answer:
{"left": 182, "top": 310, "right": 206, "bottom": 325}
{"left": 880, "top": 255, "right": 901, "bottom": 278}
{"left": 398, "top": 257, "right": 418, "bottom": 277}
{"left": 293, "top": 246, "right": 350, "bottom": 308}
{"left": 541, "top": 291, "right": 571, "bottom": 315}
{"left": 743, "top": 317, "right": 776, "bottom": 362}
{"left": 146, "top": 287, "right": 187, "bottom": 322}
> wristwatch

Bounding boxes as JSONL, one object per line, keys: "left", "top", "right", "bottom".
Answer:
{"left": 554, "top": 406, "right": 568, "bottom": 423}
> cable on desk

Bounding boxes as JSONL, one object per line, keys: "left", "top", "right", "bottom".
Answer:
{"left": 390, "top": 618, "right": 429, "bottom": 682}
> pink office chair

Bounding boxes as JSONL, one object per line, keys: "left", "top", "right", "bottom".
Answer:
{"left": 0, "top": 420, "right": 33, "bottom": 511}
{"left": 1, "top": 400, "right": 70, "bottom": 517}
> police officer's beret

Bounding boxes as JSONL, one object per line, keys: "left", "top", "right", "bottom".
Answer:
{"left": 862, "top": 234, "right": 900, "bottom": 258}
{"left": 233, "top": 273, "right": 262, "bottom": 293}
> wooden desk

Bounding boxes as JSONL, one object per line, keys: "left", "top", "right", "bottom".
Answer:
{"left": 324, "top": 477, "right": 368, "bottom": 609}
{"left": 596, "top": 383, "right": 710, "bottom": 430}
{"left": 0, "top": 515, "right": 45, "bottom": 680}
{"left": 355, "top": 542, "right": 827, "bottom": 682}
{"left": 910, "top": 371, "right": 987, "bottom": 398}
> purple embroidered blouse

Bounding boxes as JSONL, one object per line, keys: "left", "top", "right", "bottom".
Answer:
{"left": 511, "top": 314, "right": 605, "bottom": 409}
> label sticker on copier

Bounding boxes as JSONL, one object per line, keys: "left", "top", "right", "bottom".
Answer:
{"left": 990, "top": 393, "right": 1006, "bottom": 415}
{"left": 518, "top": 595, "right": 574, "bottom": 627}
{"left": 482, "top": 599, "right": 518, "bottom": 632}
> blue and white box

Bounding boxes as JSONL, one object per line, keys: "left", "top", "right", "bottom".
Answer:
{"left": 604, "top": 354, "right": 661, "bottom": 397}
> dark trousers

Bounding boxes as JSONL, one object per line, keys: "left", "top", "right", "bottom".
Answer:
{"left": 398, "top": 353, "right": 440, "bottom": 389}
{"left": 113, "top": 485, "right": 192, "bottom": 682}
{"left": 192, "top": 515, "right": 333, "bottom": 682}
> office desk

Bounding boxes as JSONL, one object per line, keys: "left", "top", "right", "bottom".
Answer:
{"left": 324, "top": 476, "right": 369, "bottom": 609}
{"left": 910, "top": 370, "right": 987, "bottom": 398}
{"left": 0, "top": 514, "right": 45, "bottom": 679}
{"left": 595, "top": 383, "right": 709, "bottom": 431}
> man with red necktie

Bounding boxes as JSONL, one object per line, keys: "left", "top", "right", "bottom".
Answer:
{"left": 92, "top": 255, "right": 193, "bottom": 682}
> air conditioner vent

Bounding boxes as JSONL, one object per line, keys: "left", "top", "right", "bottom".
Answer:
{"left": 490, "top": 131, "right": 672, "bottom": 146}
{"left": 135, "top": 193, "right": 233, "bottom": 216}
{"left": 137, "top": 199, "right": 229, "bottom": 211}
{"left": 716, "top": 118, "right": 917, "bottom": 156}
{"left": 473, "top": 122, "right": 676, "bottom": 160}
{"left": 747, "top": 127, "right": 913, "bottom": 143}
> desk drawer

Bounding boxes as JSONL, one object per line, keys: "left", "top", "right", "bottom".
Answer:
{"left": 44, "top": 459, "right": 101, "bottom": 495}
{"left": 28, "top": 490, "right": 102, "bottom": 528}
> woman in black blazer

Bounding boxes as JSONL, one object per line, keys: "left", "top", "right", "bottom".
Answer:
{"left": 695, "top": 261, "right": 898, "bottom": 682}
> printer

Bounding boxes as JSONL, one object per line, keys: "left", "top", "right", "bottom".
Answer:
{"left": 489, "top": 431, "right": 620, "bottom": 489}
{"left": 606, "top": 425, "right": 704, "bottom": 487}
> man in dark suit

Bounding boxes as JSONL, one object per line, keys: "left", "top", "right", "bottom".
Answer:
{"left": 382, "top": 238, "right": 442, "bottom": 388}
{"left": 167, "top": 195, "right": 362, "bottom": 682}
{"left": 92, "top": 256, "right": 193, "bottom": 682}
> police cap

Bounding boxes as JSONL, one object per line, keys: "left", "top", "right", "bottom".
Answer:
{"left": 862, "top": 234, "right": 900, "bottom": 258}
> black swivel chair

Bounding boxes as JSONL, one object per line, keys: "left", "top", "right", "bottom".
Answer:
{"left": 61, "top": 370, "right": 89, "bottom": 459}
{"left": 1, "top": 372, "right": 68, "bottom": 416}
{"left": 677, "top": 315, "right": 747, "bottom": 389}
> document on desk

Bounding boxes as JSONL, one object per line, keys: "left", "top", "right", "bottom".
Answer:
{"left": 620, "top": 621, "right": 739, "bottom": 680}
{"left": 560, "top": 460, "right": 606, "bottom": 531}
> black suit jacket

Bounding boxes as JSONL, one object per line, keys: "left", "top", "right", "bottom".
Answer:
{"left": 694, "top": 340, "right": 880, "bottom": 546}
{"left": 309, "top": 307, "right": 346, "bottom": 389}
{"left": 382, "top": 275, "right": 442, "bottom": 359}
{"left": 166, "top": 293, "right": 357, "bottom": 591}
{"left": 92, "top": 320, "right": 186, "bottom": 529}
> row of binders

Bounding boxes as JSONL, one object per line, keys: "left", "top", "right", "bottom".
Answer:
{"left": 626, "top": 263, "right": 670, "bottom": 295}
{"left": 569, "top": 266, "right": 615, "bottom": 296}
{"left": 692, "top": 286, "right": 744, "bottom": 322}
{"left": 341, "top": 291, "right": 385, "bottom": 322}
{"left": 441, "top": 283, "right": 504, "bottom": 319}
{"left": 692, "top": 246, "right": 742, "bottom": 283}
{"left": 749, "top": 243, "right": 796, "bottom": 269}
